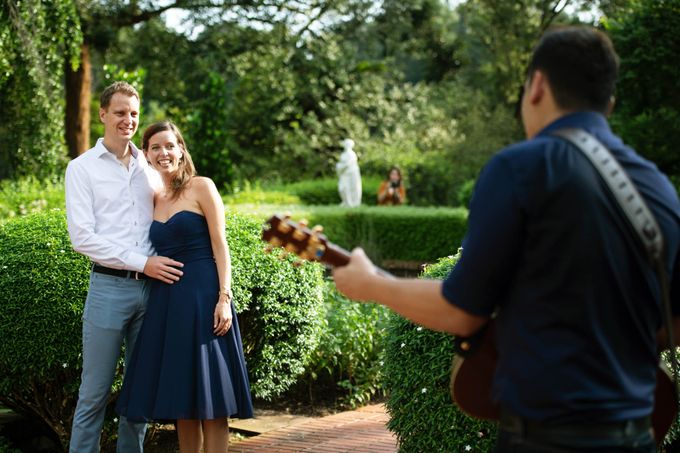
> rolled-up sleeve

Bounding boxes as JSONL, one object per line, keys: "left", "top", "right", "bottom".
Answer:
{"left": 442, "top": 154, "right": 523, "bottom": 316}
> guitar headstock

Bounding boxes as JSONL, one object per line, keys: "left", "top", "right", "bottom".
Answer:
{"left": 261, "top": 214, "right": 350, "bottom": 267}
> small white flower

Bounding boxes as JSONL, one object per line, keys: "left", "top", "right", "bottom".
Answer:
{"left": 60, "top": 249, "right": 65, "bottom": 253}
{"left": 400, "top": 342, "right": 406, "bottom": 348}
{"left": 478, "top": 431, "right": 484, "bottom": 438}
{"left": 465, "top": 445, "right": 472, "bottom": 451}
{"left": 46, "top": 242, "right": 51, "bottom": 246}
{"left": 1, "top": 265, "right": 7, "bottom": 269}
{"left": 416, "top": 326, "right": 423, "bottom": 331}
{"left": 62, "top": 363, "right": 67, "bottom": 368}
{"left": 113, "top": 417, "right": 118, "bottom": 423}
{"left": 379, "top": 361, "right": 384, "bottom": 366}
{"left": 421, "top": 387, "right": 427, "bottom": 394}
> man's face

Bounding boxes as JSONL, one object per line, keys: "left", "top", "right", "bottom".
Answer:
{"left": 99, "top": 92, "right": 140, "bottom": 142}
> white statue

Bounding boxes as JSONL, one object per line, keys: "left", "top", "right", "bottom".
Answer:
{"left": 336, "top": 138, "right": 362, "bottom": 207}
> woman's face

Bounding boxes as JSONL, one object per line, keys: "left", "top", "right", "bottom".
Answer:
{"left": 389, "top": 169, "right": 400, "bottom": 182}
{"left": 145, "top": 130, "right": 183, "bottom": 174}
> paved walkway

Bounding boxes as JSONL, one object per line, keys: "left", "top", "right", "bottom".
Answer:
{"left": 229, "top": 404, "right": 398, "bottom": 452}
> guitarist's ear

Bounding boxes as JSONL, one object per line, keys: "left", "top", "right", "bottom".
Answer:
{"left": 605, "top": 96, "right": 615, "bottom": 117}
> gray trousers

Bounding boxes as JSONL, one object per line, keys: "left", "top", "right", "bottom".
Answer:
{"left": 69, "top": 271, "right": 150, "bottom": 453}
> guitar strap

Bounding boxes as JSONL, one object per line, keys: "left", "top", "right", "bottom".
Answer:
{"left": 554, "top": 128, "right": 679, "bottom": 401}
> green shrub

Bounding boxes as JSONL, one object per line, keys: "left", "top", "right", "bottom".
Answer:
{"left": 0, "top": 209, "right": 325, "bottom": 449}
{"left": 223, "top": 187, "right": 301, "bottom": 206}
{"left": 0, "top": 176, "right": 65, "bottom": 220}
{"left": 236, "top": 204, "right": 468, "bottom": 267}
{"left": 457, "top": 179, "right": 476, "bottom": 209}
{"left": 383, "top": 251, "right": 496, "bottom": 452}
{"left": 271, "top": 176, "right": 384, "bottom": 206}
{"left": 303, "top": 206, "right": 468, "bottom": 265}
{"left": 292, "top": 279, "right": 391, "bottom": 409}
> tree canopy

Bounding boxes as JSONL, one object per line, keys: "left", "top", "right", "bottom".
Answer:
{"left": 2, "top": 0, "right": 679, "bottom": 203}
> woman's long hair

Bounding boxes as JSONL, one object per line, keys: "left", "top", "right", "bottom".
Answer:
{"left": 142, "top": 121, "right": 197, "bottom": 200}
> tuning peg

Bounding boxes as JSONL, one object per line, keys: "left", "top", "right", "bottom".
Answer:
{"left": 298, "top": 218, "right": 309, "bottom": 228}
{"left": 282, "top": 211, "right": 292, "bottom": 220}
{"left": 312, "top": 225, "right": 323, "bottom": 233}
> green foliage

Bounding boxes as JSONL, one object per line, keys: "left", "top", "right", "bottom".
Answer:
{"left": 224, "top": 213, "right": 326, "bottom": 398}
{"left": 608, "top": 0, "right": 680, "bottom": 175}
{"left": 0, "top": 209, "right": 325, "bottom": 448}
{"left": 303, "top": 205, "right": 468, "bottom": 265}
{"left": 384, "top": 252, "right": 496, "bottom": 451}
{"left": 271, "top": 176, "right": 383, "bottom": 206}
{"left": 224, "top": 186, "right": 301, "bottom": 206}
{"left": 293, "top": 280, "right": 391, "bottom": 409}
{"left": 0, "top": 0, "right": 81, "bottom": 180}
{"left": 0, "top": 176, "right": 66, "bottom": 220}
{"left": 233, "top": 203, "right": 468, "bottom": 266}
{"left": 185, "top": 71, "right": 237, "bottom": 190}
{"left": 457, "top": 179, "right": 476, "bottom": 208}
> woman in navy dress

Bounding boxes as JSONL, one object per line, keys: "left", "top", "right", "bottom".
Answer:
{"left": 116, "top": 121, "right": 253, "bottom": 453}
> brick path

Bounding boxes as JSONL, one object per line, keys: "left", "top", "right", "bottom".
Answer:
{"left": 229, "top": 404, "right": 398, "bottom": 453}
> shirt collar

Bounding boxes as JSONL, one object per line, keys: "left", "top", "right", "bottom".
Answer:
{"left": 537, "top": 111, "right": 611, "bottom": 137}
{"left": 94, "top": 138, "right": 141, "bottom": 160}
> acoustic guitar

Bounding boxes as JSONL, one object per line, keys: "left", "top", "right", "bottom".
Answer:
{"left": 261, "top": 213, "right": 678, "bottom": 444}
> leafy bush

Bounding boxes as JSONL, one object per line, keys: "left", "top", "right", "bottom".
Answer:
{"left": 383, "top": 252, "right": 496, "bottom": 451}
{"left": 457, "top": 179, "right": 476, "bottom": 209}
{"left": 271, "top": 176, "right": 383, "bottom": 206}
{"left": 0, "top": 176, "right": 65, "bottom": 220}
{"left": 223, "top": 186, "right": 301, "bottom": 206}
{"left": 291, "top": 279, "right": 391, "bottom": 409}
{"left": 302, "top": 205, "right": 468, "bottom": 265}
{"left": 608, "top": 0, "right": 680, "bottom": 176}
{"left": 0, "top": 209, "right": 325, "bottom": 449}
{"left": 235, "top": 204, "right": 468, "bottom": 266}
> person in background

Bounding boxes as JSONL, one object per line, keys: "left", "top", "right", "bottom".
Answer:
{"left": 377, "top": 166, "right": 406, "bottom": 205}
{"left": 332, "top": 25, "right": 680, "bottom": 452}
{"left": 65, "top": 82, "right": 184, "bottom": 453}
{"left": 116, "top": 121, "right": 253, "bottom": 453}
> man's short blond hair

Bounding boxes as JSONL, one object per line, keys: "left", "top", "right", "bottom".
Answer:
{"left": 100, "top": 81, "right": 140, "bottom": 109}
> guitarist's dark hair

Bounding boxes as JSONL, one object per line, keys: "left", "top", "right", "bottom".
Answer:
{"left": 527, "top": 26, "right": 619, "bottom": 115}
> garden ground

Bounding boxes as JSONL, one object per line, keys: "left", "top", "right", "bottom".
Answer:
{"left": 1, "top": 402, "right": 396, "bottom": 452}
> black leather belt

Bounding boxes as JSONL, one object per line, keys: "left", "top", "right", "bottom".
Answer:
{"left": 92, "top": 264, "right": 147, "bottom": 280}
{"left": 500, "top": 410, "right": 652, "bottom": 443}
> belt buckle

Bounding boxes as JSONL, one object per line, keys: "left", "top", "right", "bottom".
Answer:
{"left": 134, "top": 271, "right": 141, "bottom": 280}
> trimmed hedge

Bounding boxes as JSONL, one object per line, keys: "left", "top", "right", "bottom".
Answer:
{"left": 270, "top": 176, "right": 384, "bottom": 206}
{"left": 0, "top": 209, "right": 325, "bottom": 449}
{"left": 232, "top": 204, "right": 468, "bottom": 266}
{"left": 383, "top": 251, "right": 496, "bottom": 451}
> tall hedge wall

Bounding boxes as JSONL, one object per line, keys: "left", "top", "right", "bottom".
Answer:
{"left": 0, "top": 210, "right": 325, "bottom": 450}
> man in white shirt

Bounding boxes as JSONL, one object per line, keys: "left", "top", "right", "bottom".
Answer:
{"left": 65, "top": 81, "right": 184, "bottom": 453}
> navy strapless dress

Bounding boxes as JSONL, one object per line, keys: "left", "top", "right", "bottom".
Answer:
{"left": 116, "top": 210, "right": 254, "bottom": 421}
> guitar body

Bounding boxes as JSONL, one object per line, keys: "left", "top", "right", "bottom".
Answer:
{"left": 450, "top": 321, "right": 678, "bottom": 444}
{"left": 450, "top": 322, "right": 499, "bottom": 421}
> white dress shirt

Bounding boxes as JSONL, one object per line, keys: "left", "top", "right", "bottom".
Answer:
{"left": 65, "top": 138, "right": 161, "bottom": 272}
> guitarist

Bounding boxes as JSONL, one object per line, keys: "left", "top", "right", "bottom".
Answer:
{"left": 333, "top": 26, "right": 680, "bottom": 452}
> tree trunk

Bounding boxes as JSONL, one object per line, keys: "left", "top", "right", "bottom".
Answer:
{"left": 64, "top": 43, "right": 92, "bottom": 158}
